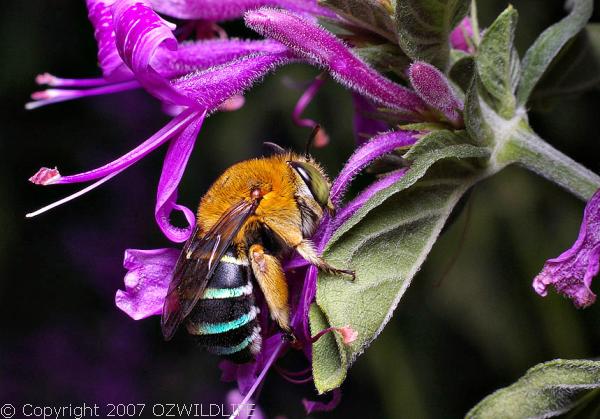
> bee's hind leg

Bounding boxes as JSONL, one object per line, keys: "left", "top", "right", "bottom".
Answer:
{"left": 248, "top": 244, "right": 293, "bottom": 336}
{"left": 295, "top": 240, "right": 355, "bottom": 280}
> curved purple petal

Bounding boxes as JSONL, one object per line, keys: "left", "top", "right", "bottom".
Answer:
{"left": 112, "top": 0, "right": 191, "bottom": 106}
{"left": 245, "top": 8, "right": 426, "bottom": 116}
{"left": 408, "top": 61, "right": 464, "bottom": 127}
{"left": 303, "top": 388, "right": 342, "bottom": 414}
{"left": 29, "top": 108, "right": 199, "bottom": 186}
{"left": 533, "top": 189, "right": 600, "bottom": 308}
{"left": 115, "top": 248, "right": 179, "bottom": 319}
{"left": 149, "top": 0, "right": 335, "bottom": 21}
{"left": 155, "top": 111, "right": 206, "bottom": 242}
{"left": 330, "top": 130, "right": 418, "bottom": 204}
{"left": 86, "top": 0, "right": 133, "bottom": 81}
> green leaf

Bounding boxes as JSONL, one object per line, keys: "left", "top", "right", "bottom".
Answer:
{"left": 530, "top": 24, "right": 600, "bottom": 108}
{"left": 449, "top": 55, "right": 475, "bottom": 93}
{"left": 309, "top": 303, "right": 347, "bottom": 392}
{"left": 318, "top": 0, "right": 397, "bottom": 43}
{"left": 311, "top": 130, "right": 490, "bottom": 393}
{"left": 475, "top": 6, "right": 520, "bottom": 119}
{"left": 516, "top": 0, "right": 593, "bottom": 105}
{"left": 467, "top": 359, "right": 600, "bottom": 419}
{"left": 395, "top": 0, "right": 469, "bottom": 70}
{"left": 353, "top": 43, "right": 411, "bottom": 78}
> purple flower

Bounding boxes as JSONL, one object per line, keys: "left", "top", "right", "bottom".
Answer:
{"left": 244, "top": 8, "right": 428, "bottom": 118}
{"left": 27, "top": 0, "right": 294, "bottom": 242}
{"left": 149, "top": 0, "right": 335, "bottom": 21}
{"left": 408, "top": 61, "right": 464, "bottom": 127}
{"left": 450, "top": 17, "right": 475, "bottom": 53}
{"left": 533, "top": 189, "right": 600, "bottom": 308}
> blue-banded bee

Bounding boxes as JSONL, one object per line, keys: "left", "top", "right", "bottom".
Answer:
{"left": 161, "top": 134, "right": 353, "bottom": 363}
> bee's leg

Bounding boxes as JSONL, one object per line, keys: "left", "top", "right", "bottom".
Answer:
{"left": 295, "top": 240, "right": 355, "bottom": 279}
{"left": 248, "top": 244, "right": 292, "bottom": 334}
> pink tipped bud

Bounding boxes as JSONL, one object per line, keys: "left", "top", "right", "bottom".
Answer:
{"left": 29, "top": 167, "right": 61, "bottom": 185}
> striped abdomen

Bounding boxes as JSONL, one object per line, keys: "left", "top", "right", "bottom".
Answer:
{"left": 186, "top": 247, "right": 262, "bottom": 363}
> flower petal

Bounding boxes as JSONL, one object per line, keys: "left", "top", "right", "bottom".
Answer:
{"left": 86, "top": 0, "right": 133, "bottom": 81}
{"left": 115, "top": 248, "right": 179, "bottom": 319}
{"left": 169, "top": 51, "right": 295, "bottom": 112}
{"left": 245, "top": 8, "right": 426, "bottom": 116}
{"left": 352, "top": 93, "right": 389, "bottom": 145}
{"left": 303, "top": 389, "right": 342, "bottom": 414}
{"left": 450, "top": 17, "right": 474, "bottom": 53}
{"left": 149, "top": 0, "right": 335, "bottom": 21}
{"left": 153, "top": 38, "right": 288, "bottom": 79}
{"left": 155, "top": 111, "right": 205, "bottom": 242}
{"left": 332, "top": 169, "right": 408, "bottom": 233}
{"left": 30, "top": 108, "right": 199, "bottom": 186}
{"left": 330, "top": 130, "right": 418, "bottom": 204}
{"left": 408, "top": 61, "right": 464, "bottom": 127}
{"left": 112, "top": 0, "right": 190, "bottom": 106}
{"left": 533, "top": 189, "right": 600, "bottom": 308}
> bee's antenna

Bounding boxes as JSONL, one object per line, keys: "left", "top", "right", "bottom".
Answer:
{"left": 305, "top": 124, "right": 320, "bottom": 158}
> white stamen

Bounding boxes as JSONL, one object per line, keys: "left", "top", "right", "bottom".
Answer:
{"left": 25, "top": 168, "right": 125, "bottom": 218}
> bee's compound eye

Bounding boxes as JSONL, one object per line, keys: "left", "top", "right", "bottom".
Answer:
{"left": 251, "top": 188, "right": 262, "bottom": 200}
{"left": 293, "top": 165, "right": 311, "bottom": 185}
{"left": 288, "top": 161, "right": 331, "bottom": 209}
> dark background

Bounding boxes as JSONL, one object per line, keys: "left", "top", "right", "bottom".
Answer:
{"left": 2, "top": 1, "right": 600, "bottom": 417}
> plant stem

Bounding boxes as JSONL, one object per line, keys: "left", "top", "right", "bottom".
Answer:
{"left": 498, "top": 126, "right": 600, "bottom": 201}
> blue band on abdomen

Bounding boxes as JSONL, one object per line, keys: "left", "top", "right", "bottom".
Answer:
{"left": 203, "top": 283, "right": 252, "bottom": 299}
{"left": 196, "top": 307, "right": 258, "bottom": 335}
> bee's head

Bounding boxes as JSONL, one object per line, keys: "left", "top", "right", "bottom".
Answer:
{"left": 288, "top": 159, "right": 334, "bottom": 215}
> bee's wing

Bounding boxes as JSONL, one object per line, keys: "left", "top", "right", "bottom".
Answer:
{"left": 161, "top": 199, "right": 259, "bottom": 340}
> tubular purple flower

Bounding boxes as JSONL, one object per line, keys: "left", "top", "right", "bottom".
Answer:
{"left": 149, "top": 0, "right": 336, "bottom": 21}
{"left": 450, "top": 17, "right": 475, "bottom": 53}
{"left": 533, "top": 189, "right": 600, "bottom": 308}
{"left": 244, "top": 8, "right": 427, "bottom": 117}
{"left": 28, "top": 1, "right": 295, "bottom": 239}
{"left": 408, "top": 61, "right": 464, "bottom": 127}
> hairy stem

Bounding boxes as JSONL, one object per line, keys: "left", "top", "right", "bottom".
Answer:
{"left": 498, "top": 126, "right": 600, "bottom": 201}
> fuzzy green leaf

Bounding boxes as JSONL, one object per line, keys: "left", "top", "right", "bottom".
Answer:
{"left": 517, "top": 0, "right": 593, "bottom": 105}
{"left": 311, "top": 130, "right": 490, "bottom": 393}
{"left": 353, "top": 44, "right": 411, "bottom": 78}
{"left": 530, "top": 24, "right": 600, "bottom": 108}
{"left": 318, "top": 0, "right": 397, "bottom": 43}
{"left": 395, "top": 0, "right": 469, "bottom": 70}
{"left": 467, "top": 359, "right": 600, "bottom": 419}
{"left": 476, "top": 6, "right": 520, "bottom": 119}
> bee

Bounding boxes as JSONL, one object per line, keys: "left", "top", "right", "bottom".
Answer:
{"left": 161, "top": 131, "right": 353, "bottom": 363}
